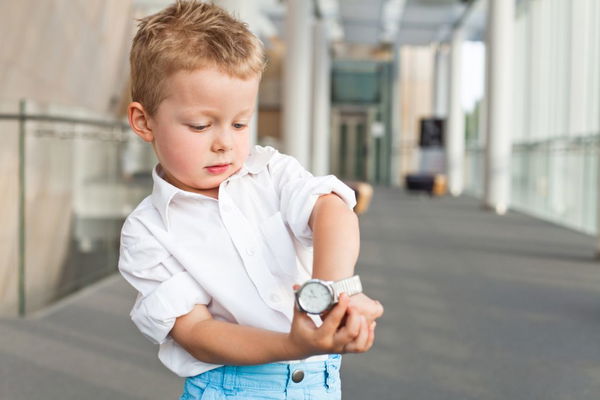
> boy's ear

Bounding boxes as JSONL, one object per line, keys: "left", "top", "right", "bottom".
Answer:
{"left": 128, "top": 102, "right": 154, "bottom": 142}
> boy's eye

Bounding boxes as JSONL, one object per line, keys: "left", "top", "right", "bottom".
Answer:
{"left": 233, "top": 123, "right": 247, "bottom": 130}
{"left": 190, "top": 124, "right": 209, "bottom": 131}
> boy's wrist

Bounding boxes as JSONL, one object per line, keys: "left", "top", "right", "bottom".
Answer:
{"left": 283, "top": 333, "right": 310, "bottom": 361}
{"left": 285, "top": 329, "right": 332, "bottom": 361}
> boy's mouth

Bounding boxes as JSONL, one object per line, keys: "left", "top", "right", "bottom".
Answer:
{"left": 205, "top": 163, "right": 231, "bottom": 175}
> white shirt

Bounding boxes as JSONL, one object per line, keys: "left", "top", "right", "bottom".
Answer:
{"left": 118, "top": 145, "right": 356, "bottom": 377}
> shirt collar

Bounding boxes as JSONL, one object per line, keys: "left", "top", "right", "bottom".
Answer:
{"left": 150, "top": 165, "right": 181, "bottom": 230}
{"left": 150, "top": 145, "right": 277, "bottom": 230}
{"left": 243, "top": 145, "right": 277, "bottom": 174}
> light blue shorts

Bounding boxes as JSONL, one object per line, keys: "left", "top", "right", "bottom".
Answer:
{"left": 179, "top": 355, "right": 342, "bottom": 400}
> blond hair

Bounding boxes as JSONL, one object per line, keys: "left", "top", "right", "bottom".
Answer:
{"left": 130, "top": 0, "right": 266, "bottom": 115}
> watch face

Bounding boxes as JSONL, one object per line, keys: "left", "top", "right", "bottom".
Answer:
{"left": 298, "top": 281, "right": 333, "bottom": 314}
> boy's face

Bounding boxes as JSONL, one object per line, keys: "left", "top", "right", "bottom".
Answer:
{"left": 134, "top": 67, "right": 259, "bottom": 197}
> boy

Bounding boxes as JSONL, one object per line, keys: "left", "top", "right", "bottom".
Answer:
{"left": 119, "top": 1, "right": 384, "bottom": 399}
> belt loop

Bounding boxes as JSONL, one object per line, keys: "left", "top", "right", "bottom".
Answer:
{"left": 222, "top": 366, "right": 237, "bottom": 395}
{"left": 325, "top": 355, "right": 341, "bottom": 392}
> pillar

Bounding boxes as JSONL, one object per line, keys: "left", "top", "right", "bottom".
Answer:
{"left": 433, "top": 45, "right": 449, "bottom": 118}
{"left": 215, "top": 0, "right": 262, "bottom": 146}
{"left": 484, "top": 0, "right": 515, "bottom": 214}
{"left": 311, "top": 20, "right": 331, "bottom": 176}
{"left": 282, "top": 0, "right": 313, "bottom": 167}
{"left": 446, "top": 28, "right": 465, "bottom": 196}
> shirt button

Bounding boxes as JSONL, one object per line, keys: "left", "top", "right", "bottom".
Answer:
{"left": 246, "top": 247, "right": 255, "bottom": 256}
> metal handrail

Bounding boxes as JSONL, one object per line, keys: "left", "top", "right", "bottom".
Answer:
{"left": 0, "top": 112, "right": 129, "bottom": 129}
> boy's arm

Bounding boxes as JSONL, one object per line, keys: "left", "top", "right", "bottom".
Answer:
{"left": 309, "top": 193, "right": 360, "bottom": 280}
{"left": 309, "top": 193, "right": 384, "bottom": 323}
{"left": 171, "top": 294, "right": 373, "bottom": 365}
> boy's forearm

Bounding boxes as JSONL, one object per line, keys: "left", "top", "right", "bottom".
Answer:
{"left": 309, "top": 194, "right": 360, "bottom": 281}
{"left": 178, "top": 319, "right": 308, "bottom": 365}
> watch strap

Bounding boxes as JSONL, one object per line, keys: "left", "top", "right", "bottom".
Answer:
{"left": 332, "top": 275, "right": 362, "bottom": 301}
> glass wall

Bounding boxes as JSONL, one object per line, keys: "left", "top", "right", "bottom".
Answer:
{"left": 0, "top": 101, "right": 20, "bottom": 315}
{"left": 462, "top": 41, "right": 486, "bottom": 198}
{"left": 465, "top": 0, "right": 600, "bottom": 234}
{"left": 0, "top": 100, "right": 155, "bottom": 316}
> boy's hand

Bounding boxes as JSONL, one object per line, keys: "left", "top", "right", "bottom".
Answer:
{"left": 320, "top": 293, "right": 384, "bottom": 327}
{"left": 287, "top": 292, "right": 375, "bottom": 358}
{"left": 345, "top": 293, "right": 384, "bottom": 326}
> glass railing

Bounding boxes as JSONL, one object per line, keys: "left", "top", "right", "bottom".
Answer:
{"left": 464, "top": 143, "right": 485, "bottom": 198}
{"left": 511, "top": 136, "right": 598, "bottom": 235}
{"left": 465, "top": 135, "right": 598, "bottom": 235}
{"left": 0, "top": 100, "right": 155, "bottom": 316}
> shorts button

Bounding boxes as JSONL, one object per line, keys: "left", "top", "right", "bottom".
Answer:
{"left": 291, "top": 369, "right": 304, "bottom": 383}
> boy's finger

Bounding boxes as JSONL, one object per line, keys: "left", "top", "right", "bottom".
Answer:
{"left": 334, "top": 308, "right": 361, "bottom": 344}
{"left": 320, "top": 293, "right": 350, "bottom": 333}
{"left": 374, "top": 301, "right": 384, "bottom": 318}
{"left": 364, "top": 321, "right": 376, "bottom": 350}
{"left": 346, "top": 316, "right": 369, "bottom": 352}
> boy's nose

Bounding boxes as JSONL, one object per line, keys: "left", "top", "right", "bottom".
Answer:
{"left": 212, "top": 129, "right": 234, "bottom": 152}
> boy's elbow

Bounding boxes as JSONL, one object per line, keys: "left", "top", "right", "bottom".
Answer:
{"left": 170, "top": 305, "right": 213, "bottom": 353}
{"left": 310, "top": 193, "right": 356, "bottom": 229}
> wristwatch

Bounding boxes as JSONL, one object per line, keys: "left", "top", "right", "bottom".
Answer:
{"left": 295, "top": 275, "right": 363, "bottom": 314}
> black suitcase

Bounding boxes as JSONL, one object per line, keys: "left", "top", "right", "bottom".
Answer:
{"left": 405, "top": 174, "right": 435, "bottom": 193}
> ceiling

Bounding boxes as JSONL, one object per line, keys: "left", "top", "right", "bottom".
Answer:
{"left": 399, "top": 0, "right": 467, "bottom": 44}
{"left": 263, "top": 0, "right": 487, "bottom": 47}
{"left": 134, "top": 0, "right": 488, "bottom": 47}
{"left": 338, "top": 0, "right": 488, "bottom": 46}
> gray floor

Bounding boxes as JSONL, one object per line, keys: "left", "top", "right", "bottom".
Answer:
{"left": 3, "top": 187, "right": 600, "bottom": 399}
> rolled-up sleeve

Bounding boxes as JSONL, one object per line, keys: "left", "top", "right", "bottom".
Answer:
{"left": 119, "top": 218, "right": 211, "bottom": 344}
{"left": 268, "top": 153, "right": 357, "bottom": 247}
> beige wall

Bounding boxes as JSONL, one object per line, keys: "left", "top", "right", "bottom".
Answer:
{"left": 399, "top": 46, "right": 434, "bottom": 181}
{"left": 0, "top": 0, "right": 134, "bottom": 115}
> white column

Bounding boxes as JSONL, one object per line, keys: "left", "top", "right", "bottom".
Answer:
{"left": 215, "top": 0, "right": 261, "bottom": 146}
{"left": 345, "top": 118, "right": 358, "bottom": 177}
{"left": 390, "top": 45, "right": 403, "bottom": 186}
{"left": 311, "top": 20, "right": 331, "bottom": 176}
{"left": 446, "top": 28, "right": 465, "bottom": 196}
{"left": 484, "top": 0, "right": 514, "bottom": 214}
{"left": 595, "top": 3, "right": 600, "bottom": 256}
{"left": 433, "top": 45, "right": 449, "bottom": 118}
{"left": 282, "top": 0, "right": 313, "bottom": 166}
{"left": 597, "top": 148, "right": 600, "bottom": 255}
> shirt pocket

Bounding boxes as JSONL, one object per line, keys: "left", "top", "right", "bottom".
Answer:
{"left": 259, "top": 211, "right": 298, "bottom": 277}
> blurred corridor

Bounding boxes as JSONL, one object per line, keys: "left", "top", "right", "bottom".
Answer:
{"left": 2, "top": 0, "right": 600, "bottom": 398}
